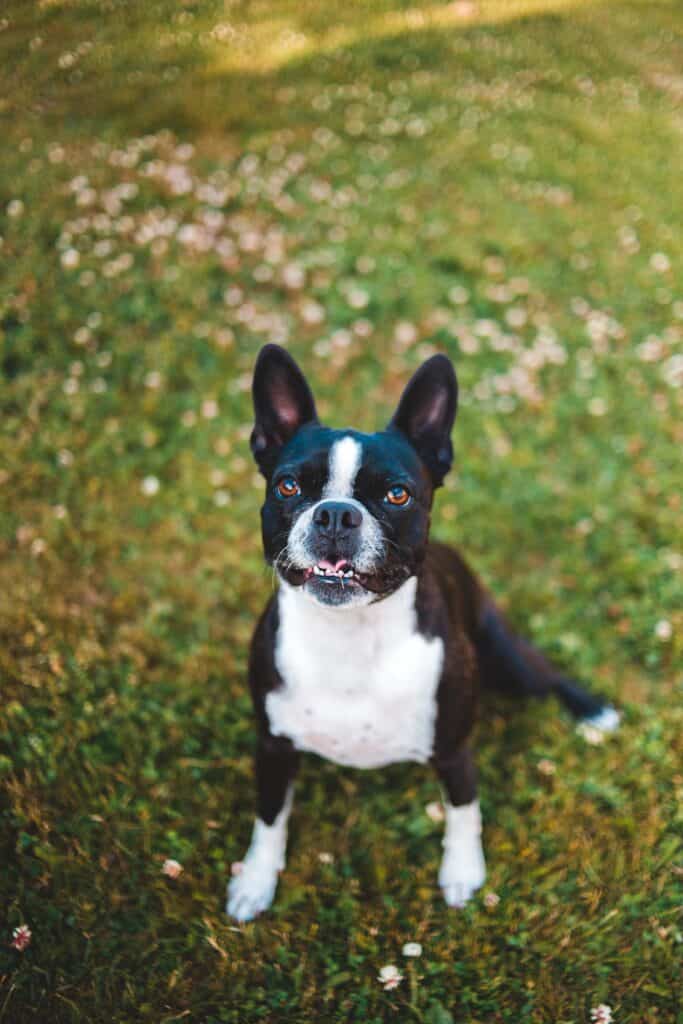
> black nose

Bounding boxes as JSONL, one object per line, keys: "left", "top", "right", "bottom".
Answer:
{"left": 313, "top": 500, "right": 362, "bottom": 536}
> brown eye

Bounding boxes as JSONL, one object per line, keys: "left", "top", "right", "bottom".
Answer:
{"left": 385, "top": 485, "right": 411, "bottom": 507}
{"left": 276, "top": 476, "right": 301, "bottom": 499}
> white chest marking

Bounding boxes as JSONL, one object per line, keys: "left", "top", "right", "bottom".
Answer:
{"left": 267, "top": 578, "right": 444, "bottom": 769}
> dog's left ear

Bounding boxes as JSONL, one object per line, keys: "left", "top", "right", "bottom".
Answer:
{"left": 388, "top": 354, "right": 458, "bottom": 487}
{"left": 251, "top": 344, "right": 318, "bottom": 476}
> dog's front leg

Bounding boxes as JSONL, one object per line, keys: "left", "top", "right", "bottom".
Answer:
{"left": 434, "top": 747, "right": 486, "bottom": 908}
{"left": 227, "top": 737, "right": 299, "bottom": 922}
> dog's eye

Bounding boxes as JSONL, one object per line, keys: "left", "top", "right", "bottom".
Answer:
{"left": 385, "top": 485, "right": 411, "bottom": 507}
{"left": 276, "top": 476, "right": 301, "bottom": 499}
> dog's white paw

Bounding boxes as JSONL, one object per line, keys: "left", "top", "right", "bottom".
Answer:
{"left": 227, "top": 800, "right": 293, "bottom": 922}
{"left": 226, "top": 864, "right": 279, "bottom": 922}
{"left": 439, "top": 839, "right": 486, "bottom": 908}
{"left": 439, "top": 798, "right": 486, "bottom": 908}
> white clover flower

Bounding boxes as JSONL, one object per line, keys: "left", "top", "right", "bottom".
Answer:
{"left": 425, "top": 801, "right": 445, "bottom": 823}
{"left": 347, "top": 287, "right": 369, "bottom": 310}
{"left": 588, "top": 397, "right": 608, "bottom": 416}
{"left": 394, "top": 321, "right": 418, "bottom": 347}
{"left": 505, "top": 306, "right": 527, "bottom": 329}
{"left": 11, "top": 925, "right": 32, "bottom": 951}
{"left": 300, "top": 300, "right": 325, "bottom": 325}
{"left": 378, "top": 964, "right": 403, "bottom": 990}
{"left": 61, "top": 248, "right": 80, "bottom": 269}
{"left": 253, "top": 264, "right": 273, "bottom": 283}
{"left": 201, "top": 399, "right": 219, "bottom": 419}
{"left": 353, "top": 318, "right": 373, "bottom": 338}
{"left": 655, "top": 619, "right": 672, "bottom": 641}
{"left": 448, "top": 286, "right": 471, "bottom": 305}
{"left": 74, "top": 326, "right": 92, "bottom": 346}
{"left": 663, "top": 354, "right": 683, "bottom": 388}
{"left": 401, "top": 942, "right": 422, "bottom": 957}
{"left": 330, "top": 329, "right": 352, "bottom": 349}
{"left": 590, "top": 1005, "right": 613, "bottom": 1024}
{"left": 282, "top": 263, "right": 305, "bottom": 289}
{"left": 141, "top": 476, "right": 160, "bottom": 496}
{"left": 650, "top": 253, "right": 670, "bottom": 273}
{"left": 162, "top": 859, "right": 183, "bottom": 879}
{"left": 7, "top": 199, "right": 24, "bottom": 218}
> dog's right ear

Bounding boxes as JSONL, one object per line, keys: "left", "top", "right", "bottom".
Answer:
{"left": 251, "top": 344, "right": 318, "bottom": 476}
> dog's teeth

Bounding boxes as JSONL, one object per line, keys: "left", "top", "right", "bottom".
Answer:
{"left": 310, "top": 564, "right": 356, "bottom": 580}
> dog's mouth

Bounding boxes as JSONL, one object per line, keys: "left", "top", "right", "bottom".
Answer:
{"left": 302, "top": 559, "right": 366, "bottom": 586}
{"left": 279, "top": 557, "right": 407, "bottom": 598}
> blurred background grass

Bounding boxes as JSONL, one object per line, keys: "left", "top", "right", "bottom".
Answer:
{"left": 0, "top": 1, "right": 681, "bottom": 1021}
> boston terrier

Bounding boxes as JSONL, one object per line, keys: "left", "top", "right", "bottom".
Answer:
{"left": 227, "top": 344, "right": 619, "bottom": 922}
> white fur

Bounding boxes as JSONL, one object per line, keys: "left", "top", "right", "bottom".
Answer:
{"left": 268, "top": 577, "right": 444, "bottom": 769}
{"left": 438, "top": 798, "right": 486, "bottom": 907}
{"left": 578, "top": 704, "right": 620, "bottom": 734}
{"left": 286, "top": 435, "right": 383, "bottom": 578}
{"left": 227, "top": 787, "right": 293, "bottom": 922}
{"left": 323, "top": 436, "right": 362, "bottom": 499}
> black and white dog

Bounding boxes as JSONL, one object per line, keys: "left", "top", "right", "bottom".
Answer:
{"left": 227, "top": 344, "right": 618, "bottom": 922}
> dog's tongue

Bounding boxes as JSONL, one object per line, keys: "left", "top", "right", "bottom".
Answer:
{"left": 318, "top": 559, "right": 348, "bottom": 573}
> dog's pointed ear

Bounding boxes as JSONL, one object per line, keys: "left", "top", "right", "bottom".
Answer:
{"left": 251, "top": 344, "right": 318, "bottom": 475}
{"left": 387, "top": 354, "right": 458, "bottom": 487}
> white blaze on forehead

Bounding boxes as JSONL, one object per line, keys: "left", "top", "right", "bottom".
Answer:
{"left": 286, "top": 433, "right": 382, "bottom": 577}
{"left": 323, "top": 436, "right": 362, "bottom": 499}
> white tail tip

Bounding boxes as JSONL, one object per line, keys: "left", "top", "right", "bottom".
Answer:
{"left": 577, "top": 705, "right": 621, "bottom": 742}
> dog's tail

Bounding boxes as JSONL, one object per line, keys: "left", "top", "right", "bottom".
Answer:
{"left": 474, "top": 598, "right": 620, "bottom": 732}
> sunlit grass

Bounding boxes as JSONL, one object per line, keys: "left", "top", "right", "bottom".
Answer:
{"left": 206, "top": 0, "right": 596, "bottom": 73}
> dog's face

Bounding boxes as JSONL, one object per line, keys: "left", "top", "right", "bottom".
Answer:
{"left": 250, "top": 346, "right": 458, "bottom": 608}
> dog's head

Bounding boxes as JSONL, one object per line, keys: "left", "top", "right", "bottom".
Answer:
{"left": 250, "top": 345, "right": 457, "bottom": 608}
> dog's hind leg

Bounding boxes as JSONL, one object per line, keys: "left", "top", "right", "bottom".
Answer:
{"left": 475, "top": 599, "right": 620, "bottom": 734}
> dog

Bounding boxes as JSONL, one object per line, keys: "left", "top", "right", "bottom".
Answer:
{"left": 227, "top": 344, "right": 619, "bottom": 922}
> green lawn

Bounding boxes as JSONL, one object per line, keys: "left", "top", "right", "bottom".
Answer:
{"left": 1, "top": 1, "right": 682, "bottom": 1020}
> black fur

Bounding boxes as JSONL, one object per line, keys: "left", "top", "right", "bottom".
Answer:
{"left": 251, "top": 344, "right": 318, "bottom": 478}
{"left": 388, "top": 354, "right": 458, "bottom": 486}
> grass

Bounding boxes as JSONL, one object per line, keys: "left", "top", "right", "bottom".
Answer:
{"left": 1, "top": 0, "right": 682, "bottom": 1020}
